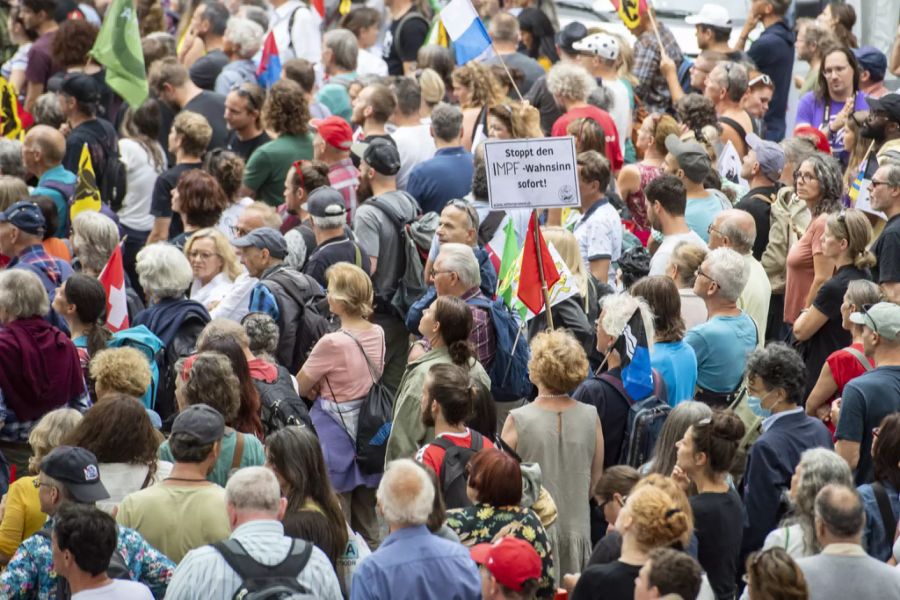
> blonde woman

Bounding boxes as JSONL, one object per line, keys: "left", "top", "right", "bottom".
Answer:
{"left": 0, "top": 408, "right": 82, "bottom": 564}
{"left": 487, "top": 102, "right": 543, "bottom": 140}
{"left": 297, "top": 263, "right": 385, "bottom": 548}
{"left": 451, "top": 62, "right": 505, "bottom": 151}
{"left": 538, "top": 227, "right": 596, "bottom": 355}
{"left": 418, "top": 68, "right": 446, "bottom": 120}
{"left": 184, "top": 228, "right": 243, "bottom": 310}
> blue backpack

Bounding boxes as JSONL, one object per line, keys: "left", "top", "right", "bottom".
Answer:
{"left": 467, "top": 297, "right": 531, "bottom": 402}
{"left": 107, "top": 325, "right": 164, "bottom": 410}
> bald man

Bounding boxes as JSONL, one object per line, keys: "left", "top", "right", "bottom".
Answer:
{"left": 708, "top": 208, "right": 770, "bottom": 344}
{"left": 21, "top": 125, "right": 77, "bottom": 238}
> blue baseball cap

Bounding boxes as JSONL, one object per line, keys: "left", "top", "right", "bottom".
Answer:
{"left": 853, "top": 46, "right": 887, "bottom": 83}
{"left": 0, "top": 200, "right": 46, "bottom": 235}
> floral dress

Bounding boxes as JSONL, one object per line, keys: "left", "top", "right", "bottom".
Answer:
{"left": 446, "top": 503, "right": 555, "bottom": 599}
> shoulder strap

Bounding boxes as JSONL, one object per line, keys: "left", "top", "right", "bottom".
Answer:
{"left": 872, "top": 481, "right": 898, "bottom": 540}
{"left": 470, "top": 430, "right": 483, "bottom": 451}
{"left": 430, "top": 435, "right": 456, "bottom": 451}
{"left": 479, "top": 211, "right": 506, "bottom": 246}
{"left": 286, "top": 6, "right": 302, "bottom": 53}
{"left": 341, "top": 330, "right": 379, "bottom": 383}
{"left": 394, "top": 10, "right": 429, "bottom": 56}
{"left": 598, "top": 372, "right": 633, "bottom": 406}
{"left": 749, "top": 191, "right": 777, "bottom": 205}
{"left": 844, "top": 346, "right": 873, "bottom": 372}
{"left": 231, "top": 432, "right": 245, "bottom": 471}
{"left": 213, "top": 538, "right": 313, "bottom": 582}
{"left": 718, "top": 115, "right": 748, "bottom": 142}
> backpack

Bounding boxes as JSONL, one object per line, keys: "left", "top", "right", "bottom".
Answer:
{"left": 107, "top": 325, "right": 165, "bottom": 410}
{"left": 342, "top": 331, "right": 394, "bottom": 475}
{"left": 35, "top": 528, "right": 131, "bottom": 600}
{"left": 262, "top": 267, "right": 330, "bottom": 373}
{"left": 599, "top": 370, "right": 671, "bottom": 469}
{"left": 431, "top": 431, "right": 484, "bottom": 509}
{"left": 367, "top": 196, "right": 429, "bottom": 318}
{"left": 212, "top": 538, "right": 315, "bottom": 600}
{"left": 392, "top": 10, "right": 431, "bottom": 62}
{"left": 466, "top": 296, "right": 532, "bottom": 402}
{"left": 254, "top": 365, "right": 315, "bottom": 434}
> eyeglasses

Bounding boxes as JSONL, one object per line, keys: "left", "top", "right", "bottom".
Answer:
{"left": 849, "top": 111, "right": 867, "bottom": 128}
{"left": 794, "top": 170, "right": 817, "bottom": 183}
{"left": 430, "top": 268, "right": 456, "bottom": 278}
{"left": 871, "top": 179, "right": 892, "bottom": 189}
{"left": 861, "top": 303, "right": 880, "bottom": 334}
{"left": 694, "top": 267, "right": 716, "bottom": 285}
{"left": 32, "top": 479, "right": 53, "bottom": 490}
{"left": 707, "top": 223, "right": 721, "bottom": 236}
{"left": 748, "top": 73, "right": 773, "bottom": 87}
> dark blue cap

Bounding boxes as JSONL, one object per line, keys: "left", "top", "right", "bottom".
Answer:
{"left": 0, "top": 200, "right": 46, "bottom": 235}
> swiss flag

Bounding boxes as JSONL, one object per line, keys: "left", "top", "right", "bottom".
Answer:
{"left": 98, "top": 244, "right": 129, "bottom": 332}
{"left": 517, "top": 213, "right": 559, "bottom": 315}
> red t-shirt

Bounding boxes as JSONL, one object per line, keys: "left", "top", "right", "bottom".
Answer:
{"left": 417, "top": 429, "right": 494, "bottom": 480}
{"left": 826, "top": 342, "right": 875, "bottom": 395}
{"left": 550, "top": 105, "right": 624, "bottom": 172}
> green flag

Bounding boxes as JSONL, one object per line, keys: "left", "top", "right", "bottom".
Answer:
{"left": 90, "top": 0, "right": 148, "bottom": 109}
{"left": 496, "top": 218, "right": 520, "bottom": 306}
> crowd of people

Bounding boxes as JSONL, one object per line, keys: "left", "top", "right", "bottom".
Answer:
{"left": 1, "top": 0, "right": 900, "bottom": 597}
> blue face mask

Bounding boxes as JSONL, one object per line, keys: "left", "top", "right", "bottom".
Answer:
{"left": 747, "top": 395, "right": 771, "bottom": 419}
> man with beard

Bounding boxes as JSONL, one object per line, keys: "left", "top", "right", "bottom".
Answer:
{"left": 351, "top": 137, "right": 418, "bottom": 392}
{"left": 862, "top": 94, "right": 900, "bottom": 167}
{"left": 224, "top": 83, "right": 269, "bottom": 161}
{"left": 20, "top": 0, "right": 60, "bottom": 113}
{"left": 869, "top": 163, "right": 900, "bottom": 303}
{"left": 645, "top": 174, "right": 708, "bottom": 276}
{"left": 349, "top": 83, "right": 396, "bottom": 165}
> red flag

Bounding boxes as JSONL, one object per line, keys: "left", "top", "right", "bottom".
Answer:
{"left": 517, "top": 213, "right": 560, "bottom": 315}
{"left": 311, "top": 0, "right": 325, "bottom": 17}
{"left": 98, "top": 243, "right": 129, "bottom": 332}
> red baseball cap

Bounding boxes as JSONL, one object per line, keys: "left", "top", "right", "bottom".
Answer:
{"left": 792, "top": 125, "right": 832, "bottom": 155}
{"left": 471, "top": 537, "right": 541, "bottom": 592}
{"left": 310, "top": 116, "right": 353, "bottom": 151}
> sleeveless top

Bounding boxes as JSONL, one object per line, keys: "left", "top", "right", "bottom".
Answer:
{"left": 624, "top": 163, "right": 663, "bottom": 230}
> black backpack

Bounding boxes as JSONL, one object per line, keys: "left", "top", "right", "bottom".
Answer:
{"left": 254, "top": 365, "right": 314, "bottom": 435}
{"left": 599, "top": 370, "right": 670, "bottom": 469}
{"left": 263, "top": 268, "right": 330, "bottom": 373}
{"left": 36, "top": 529, "right": 131, "bottom": 600}
{"left": 431, "top": 431, "right": 484, "bottom": 510}
{"left": 212, "top": 538, "right": 315, "bottom": 600}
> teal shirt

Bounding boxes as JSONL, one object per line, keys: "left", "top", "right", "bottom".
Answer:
{"left": 243, "top": 134, "right": 314, "bottom": 206}
{"left": 685, "top": 191, "right": 729, "bottom": 244}
{"left": 32, "top": 164, "right": 77, "bottom": 237}
{"left": 685, "top": 312, "right": 758, "bottom": 393}
{"left": 158, "top": 429, "right": 265, "bottom": 486}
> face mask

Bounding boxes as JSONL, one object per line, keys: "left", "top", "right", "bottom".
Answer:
{"left": 747, "top": 395, "right": 771, "bottom": 419}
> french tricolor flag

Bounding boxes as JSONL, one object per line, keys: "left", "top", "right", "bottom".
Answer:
{"left": 440, "top": 0, "right": 492, "bottom": 65}
{"left": 257, "top": 31, "right": 282, "bottom": 88}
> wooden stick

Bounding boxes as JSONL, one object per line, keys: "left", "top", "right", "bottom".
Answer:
{"left": 531, "top": 209, "right": 554, "bottom": 330}
{"left": 490, "top": 42, "right": 525, "bottom": 102}
{"left": 644, "top": 2, "right": 665, "bottom": 55}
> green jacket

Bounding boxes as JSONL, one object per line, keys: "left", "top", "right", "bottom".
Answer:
{"left": 384, "top": 346, "right": 490, "bottom": 466}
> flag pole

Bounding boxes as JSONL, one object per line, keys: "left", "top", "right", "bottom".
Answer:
{"left": 531, "top": 210, "right": 554, "bottom": 330}
{"left": 644, "top": 1, "right": 665, "bottom": 55}
{"left": 490, "top": 43, "right": 525, "bottom": 102}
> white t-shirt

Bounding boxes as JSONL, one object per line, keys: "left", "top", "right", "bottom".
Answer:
{"left": 649, "top": 230, "right": 708, "bottom": 276}
{"left": 390, "top": 124, "right": 436, "bottom": 190}
{"left": 573, "top": 199, "right": 622, "bottom": 286}
{"left": 118, "top": 139, "right": 165, "bottom": 231}
{"left": 357, "top": 48, "right": 389, "bottom": 77}
{"left": 602, "top": 78, "right": 632, "bottom": 156}
{"left": 72, "top": 579, "right": 154, "bottom": 599}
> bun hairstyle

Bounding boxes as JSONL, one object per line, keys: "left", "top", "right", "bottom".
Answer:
{"left": 627, "top": 486, "right": 691, "bottom": 550}
{"left": 432, "top": 296, "right": 475, "bottom": 366}
{"left": 825, "top": 209, "right": 876, "bottom": 271}
{"left": 634, "top": 474, "right": 695, "bottom": 549}
{"left": 690, "top": 410, "right": 745, "bottom": 475}
{"left": 425, "top": 363, "right": 475, "bottom": 425}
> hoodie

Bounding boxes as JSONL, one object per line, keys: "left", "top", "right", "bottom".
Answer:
{"left": 747, "top": 20, "right": 795, "bottom": 142}
{"left": 134, "top": 297, "right": 210, "bottom": 346}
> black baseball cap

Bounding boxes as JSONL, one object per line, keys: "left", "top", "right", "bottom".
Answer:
{"left": 171, "top": 404, "right": 225, "bottom": 444}
{"left": 556, "top": 21, "right": 588, "bottom": 55}
{"left": 351, "top": 138, "right": 401, "bottom": 176}
{"left": 0, "top": 200, "right": 46, "bottom": 235}
{"left": 41, "top": 446, "right": 110, "bottom": 504}
{"left": 866, "top": 93, "right": 900, "bottom": 125}
{"left": 60, "top": 73, "right": 102, "bottom": 105}
{"left": 303, "top": 186, "right": 346, "bottom": 218}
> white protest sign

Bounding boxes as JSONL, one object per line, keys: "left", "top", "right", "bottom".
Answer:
{"left": 483, "top": 136, "right": 581, "bottom": 210}
{"left": 853, "top": 179, "right": 887, "bottom": 221}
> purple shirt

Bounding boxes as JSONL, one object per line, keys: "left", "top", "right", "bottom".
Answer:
{"left": 795, "top": 90, "right": 868, "bottom": 164}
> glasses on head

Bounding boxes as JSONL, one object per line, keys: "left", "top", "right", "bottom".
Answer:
{"left": 446, "top": 199, "right": 478, "bottom": 229}
{"left": 748, "top": 73, "right": 772, "bottom": 88}
{"left": 861, "top": 303, "right": 880, "bottom": 334}
{"left": 794, "top": 170, "right": 817, "bottom": 183}
{"left": 230, "top": 83, "right": 261, "bottom": 111}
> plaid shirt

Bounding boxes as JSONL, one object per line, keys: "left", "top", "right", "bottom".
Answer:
{"left": 9, "top": 245, "right": 63, "bottom": 286}
{"left": 329, "top": 158, "right": 359, "bottom": 223}
{"left": 462, "top": 288, "right": 496, "bottom": 369}
{"left": 633, "top": 23, "right": 684, "bottom": 115}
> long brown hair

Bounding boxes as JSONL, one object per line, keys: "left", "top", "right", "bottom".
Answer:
{"left": 196, "top": 337, "right": 264, "bottom": 440}
{"left": 631, "top": 276, "right": 685, "bottom": 343}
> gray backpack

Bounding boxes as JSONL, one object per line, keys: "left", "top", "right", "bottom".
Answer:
{"left": 212, "top": 538, "right": 315, "bottom": 600}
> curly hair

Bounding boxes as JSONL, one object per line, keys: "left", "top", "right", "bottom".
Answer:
{"left": 488, "top": 102, "right": 543, "bottom": 139}
{"left": 51, "top": 21, "right": 98, "bottom": 68}
{"left": 451, "top": 62, "right": 504, "bottom": 109}
{"left": 27, "top": 409, "right": 83, "bottom": 475}
{"left": 263, "top": 79, "right": 310, "bottom": 136}
{"left": 175, "top": 170, "right": 230, "bottom": 229}
{"left": 172, "top": 111, "right": 212, "bottom": 157}
{"left": 625, "top": 485, "right": 691, "bottom": 550}
{"left": 203, "top": 150, "right": 245, "bottom": 202}
{"left": 89, "top": 347, "right": 152, "bottom": 398}
{"left": 528, "top": 329, "right": 589, "bottom": 393}
{"left": 182, "top": 352, "right": 241, "bottom": 423}
{"left": 746, "top": 343, "right": 808, "bottom": 406}
{"left": 65, "top": 394, "right": 160, "bottom": 475}
{"left": 745, "top": 547, "right": 809, "bottom": 600}
{"left": 675, "top": 94, "right": 719, "bottom": 148}
{"left": 633, "top": 474, "right": 695, "bottom": 549}
{"left": 798, "top": 153, "right": 843, "bottom": 216}
{"left": 546, "top": 62, "right": 596, "bottom": 103}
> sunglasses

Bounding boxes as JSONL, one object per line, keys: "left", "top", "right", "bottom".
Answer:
{"left": 861, "top": 303, "right": 880, "bottom": 334}
{"left": 748, "top": 73, "right": 773, "bottom": 87}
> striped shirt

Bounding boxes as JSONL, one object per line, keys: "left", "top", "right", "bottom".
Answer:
{"left": 164, "top": 520, "right": 342, "bottom": 600}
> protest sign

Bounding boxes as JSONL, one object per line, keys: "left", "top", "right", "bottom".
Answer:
{"left": 483, "top": 137, "right": 581, "bottom": 210}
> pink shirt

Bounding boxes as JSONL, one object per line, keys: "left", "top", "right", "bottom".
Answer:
{"left": 784, "top": 214, "right": 826, "bottom": 324}
{"left": 302, "top": 325, "right": 385, "bottom": 402}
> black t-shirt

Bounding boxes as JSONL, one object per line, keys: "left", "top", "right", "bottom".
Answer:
{"left": 735, "top": 185, "right": 780, "bottom": 261}
{"left": 802, "top": 265, "right": 870, "bottom": 395}
{"left": 226, "top": 130, "right": 271, "bottom": 162}
{"left": 302, "top": 235, "right": 371, "bottom": 288}
{"left": 691, "top": 488, "right": 743, "bottom": 600}
{"left": 382, "top": 9, "right": 429, "bottom": 76}
{"left": 873, "top": 214, "right": 900, "bottom": 284}
{"left": 572, "top": 560, "right": 642, "bottom": 600}
{"left": 150, "top": 162, "right": 202, "bottom": 239}
{"left": 189, "top": 49, "right": 229, "bottom": 91}
{"left": 184, "top": 91, "right": 229, "bottom": 151}
{"left": 62, "top": 118, "right": 119, "bottom": 198}
{"left": 571, "top": 368, "right": 631, "bottom": 469}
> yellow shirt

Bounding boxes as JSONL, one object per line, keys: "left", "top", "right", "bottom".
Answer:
{"left": 0, "top": 476, "right": 47, "bottom": 557}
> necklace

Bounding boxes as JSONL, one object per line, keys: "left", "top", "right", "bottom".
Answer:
{"left": 535, "top": 393, "right": 569, "bottom": 401}
{"left": 164, "top": 476, "right": 208, "bottom": 483}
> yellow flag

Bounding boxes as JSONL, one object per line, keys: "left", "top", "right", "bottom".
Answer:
{"left": 70, "top": 144, "right": 102, "bottom": 221}
{"left": 0, "top": 76, "right": 23, "bottom": 141}
{"left": 339, "top": 0, "right": 351, "bottom": 15}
